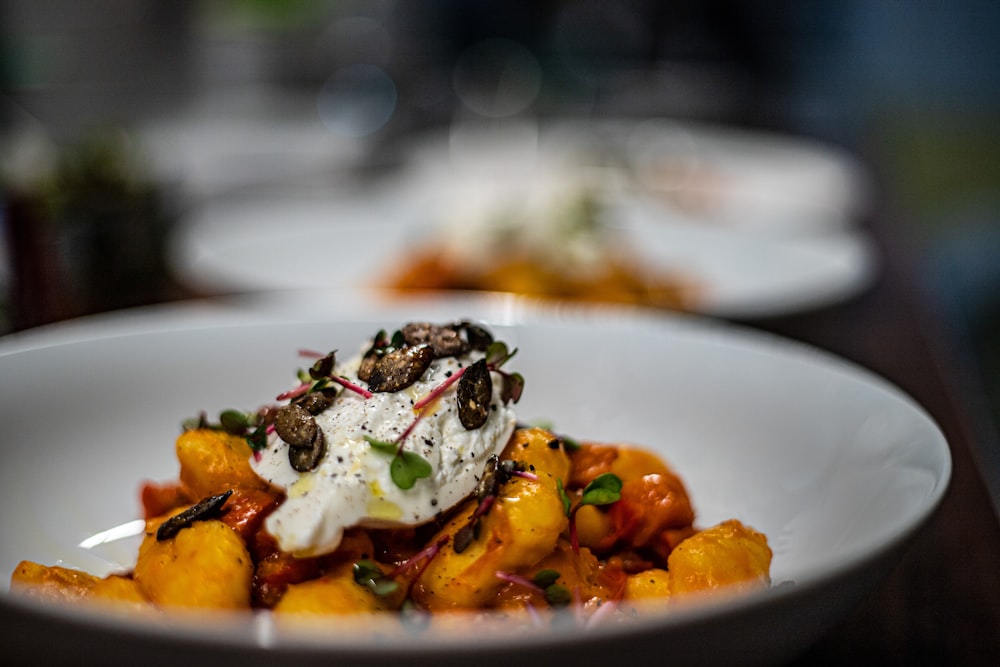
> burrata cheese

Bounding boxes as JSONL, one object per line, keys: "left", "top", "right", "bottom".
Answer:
{"left": 252, "top": 344, "right": 517, "bottom": 557}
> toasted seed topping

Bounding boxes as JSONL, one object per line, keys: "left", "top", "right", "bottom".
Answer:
{"left": 289, "top": 429, "right": 326, "bottom": 472}
{"left": 367, "top": 345, "right": 435, "bottom": 393}
{"left": 457, "top": 358, "right": 492, "bottom": 429}
{"left": 156, "top": 490, "right": 233, "bottom": 541}
{"left": 275, "top": 403, "right": 318, "bottom": 447}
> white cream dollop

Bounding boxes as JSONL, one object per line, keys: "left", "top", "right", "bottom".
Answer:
{"left": 434, "top": 169, "right": 612, "bottom": 277}
{"left": 251, "top": 348, "right": 516, "bottom": 557}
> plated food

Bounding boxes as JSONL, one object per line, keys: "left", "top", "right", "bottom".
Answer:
{"left": 10, "top": 320, "right": 770, "bottom": 625}
{"left": 384, "top": 182, "right": 697, "bottom": 311}
{"left": 0, "top": 295, "right": 951, "bottom": 665}
{"left": 169, "top": 192, "right": 875, "bottom": 319}
{"left": 402, "top": 118, "right": 871, "bottom": 235}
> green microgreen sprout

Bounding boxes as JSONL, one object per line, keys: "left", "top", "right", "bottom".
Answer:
{"left": 182, "top": 409, "right": 271, "bottom": 452}
{"left": 352, "top": 536, "right": 449, "bottom": 602}
{"left": 484, "top": 340, "right": 515, "bottom": 367}
{"left": 361, "top": 328, "right": 405, "bottom": 363}
{"left": 352, "top": 560, "right": 400, "bottom": 597}
{"left": 579, "top": 472, "right": 624, "bottom": 506}
{"left": 366, "top": 434, "right": 433, "bottom": 490}
{"left": 485, "top": 341, "right": 524, "bottom": 404}
{"left": 495, "top": 568, "right": 572, "bottom": 607}
{"left": 217, "top": 409, "right": 253, "bottom": 434}
{"left": 559, "top": 434, "right": 580, "bottom": 452}
{"left": 365, "top": 400, "right": 435, "bottom": 490}
{"left": 533, "top": 568, "right": 572, "bottom": 606}
{"left": 558, "top": 472, "right": 623, "bottom": 554}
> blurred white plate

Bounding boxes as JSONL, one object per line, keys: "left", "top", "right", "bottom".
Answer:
{"left": 0, "top": 292, "right": 949, "bottom": 665}
{"left": 139, "top": 98, "right": 366, "bottom": 199}
{"left": 622, "top": 118, "right": 872, "bottom": 235}
{"left": 168, "top": 192, "right": 877, "bottom": 319}
{"left": 398, "top": 118, "right": 872, "bottom": 236}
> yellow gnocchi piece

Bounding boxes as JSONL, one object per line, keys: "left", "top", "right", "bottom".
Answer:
{"left": 11, "top": 562, "right": 148, "bottom": 609}
{"left": 10, "top": 561, "right": 102, "bottom": 603}
{"left": 133, "top": 517, "right": 253, "bottom": 609}
{"left": 274, "top": 568, "right": 387, "bottom": 616}
{"left": 90, "top": 575, "right": 148, "bottom": 605}
{"left": 175, "top": 429, "right": 269, "bottom": 498}
{"left": 624, "top": 567, "right": 672, "bottom": 602}
{"left": 411, "top": 428, "right": 571, "bottom": 610}
{"left": 667, "top": 519, "right": 772, "bottom": 597}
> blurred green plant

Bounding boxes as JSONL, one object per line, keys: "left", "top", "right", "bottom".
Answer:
{"left": 5, "top": 128, "right": 175, "bottom": 329}
{"left": 201, "top": 0, "right": 338, "bottom": 33}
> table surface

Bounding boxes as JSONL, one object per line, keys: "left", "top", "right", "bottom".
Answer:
{"left": 750, "top": 207, "right": 1000, "bottom": 664}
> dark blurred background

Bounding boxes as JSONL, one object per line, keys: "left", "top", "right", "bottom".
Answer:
{"left": 1, "top": 0, "right": 998, "bottom": 415}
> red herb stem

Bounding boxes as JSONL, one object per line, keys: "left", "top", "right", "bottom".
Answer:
{"left": 393, "top": 408, "right": 429, "bottom": 453}
{"left": 389, "top": 536, "right": 449, "bottom": 579}
{"left": 569, "top": 506, "right": 581, "bottom": 554}
{"left": 275, "top": 382, "right": 310, "bottom": 401}
{"left": 412, "top": 366, "right": 467, "bottom": 411}
{"left": 495, "top": 570, "right": 544, "bottom": 594}
{"left": 328, "top": 375, "right": 373, "bottom": 399}
{"left": 473, "top": 494, "right": 495, "bottom": 520}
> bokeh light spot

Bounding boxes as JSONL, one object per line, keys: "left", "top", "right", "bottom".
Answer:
{"left": 316, "top": 63, "right": 397, "bottom": 137}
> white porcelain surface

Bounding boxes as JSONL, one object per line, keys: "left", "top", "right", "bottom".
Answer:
{"left": 0, "top": 292, "right": 949, "bottom": 666}
{"left": 139, "top": 96, "right": 367, "bottom": 199}
{"left": 399, "top": 118, "right": 872, "bottom": 235}
{"left": 623, "top": 118, "right": 871, "bottom": 234}
{"left": 168, "top": 190, "right": 877, "bottom": 319}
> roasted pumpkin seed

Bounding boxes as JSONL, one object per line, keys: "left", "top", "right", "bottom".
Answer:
{"left": 274, "top": 403, "right": 318, "bottom": 447}
{"left": 366, "top": 345, "right": 434, "bottom": 392}
{"left": 457, "top": 358, "right": 491, "bottom": 429}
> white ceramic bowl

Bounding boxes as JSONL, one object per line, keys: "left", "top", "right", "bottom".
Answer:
{"left": 168, "top": 191, "right": 877, "bottom": 320}
{"left": 399, "top": 118, "right": 872, "bottom": 235}
{"left": 0, "top": 291, "right": 949, "bottom": 666}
